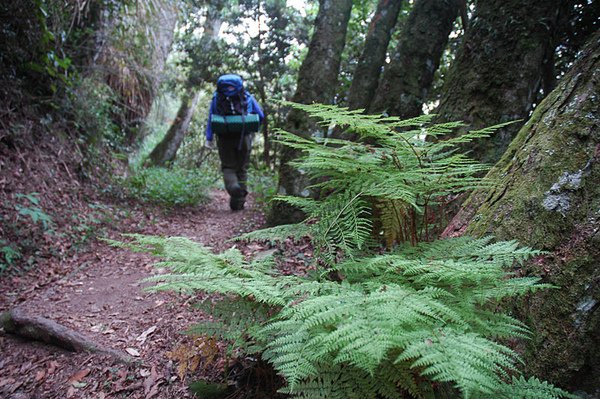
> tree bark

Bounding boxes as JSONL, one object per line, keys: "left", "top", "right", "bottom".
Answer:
{"left": 147, "top": 91, "right": 201, "bottom": 167}
{"left": 433, "top": 0, "right": 564, "bottom": 164}
{"left": 444, "top": 31, "right": 600, "bottom": 393}
{"left": 256, "top": 1, "right": 271, "bottom": 168}
{"left": 369, "top": 0, "right": 460, "bottom": 118}
{"left": 149, "top": 1, "right": 178, "bottom": 94}
{"left": 346, "top": 0, "right": 403, "bottom": 112}
{"left": 132, "top": 0, "right": 178, "bottom": 145}
{"left": 270, "top": 0, "right": 353, "bottom": 225}
{"left": 1, "top": 309, "right": 132, "bottom": 363}
{"left": 146, "top": 5, "right": 223, "bottom": 167}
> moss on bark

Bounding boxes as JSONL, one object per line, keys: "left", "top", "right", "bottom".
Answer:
{"left": 370, "top": 0, "right": 460, "bottom": 119}
{"left": 445, "top": 31, "right": 600, "bottom": 393}
{"left": 434, "top": 0, "right": 563, "bottom": 164}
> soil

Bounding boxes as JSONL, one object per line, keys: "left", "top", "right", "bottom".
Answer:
{"left": 0, "top": 138, "right": 307, "bottom": 399}
{"left": 1, "top": 188, "right": 275, "bottom": 398}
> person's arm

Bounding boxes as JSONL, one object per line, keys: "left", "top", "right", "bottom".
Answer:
{"left": 250, "top": 96, "right": 265, "bottom": 124}
{"left": 206, "top": 97, "right": 216, "bottom": 142}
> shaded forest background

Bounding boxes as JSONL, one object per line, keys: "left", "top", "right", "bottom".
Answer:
{"left": 1, "top": 0, "right": 599, "bottom": 397}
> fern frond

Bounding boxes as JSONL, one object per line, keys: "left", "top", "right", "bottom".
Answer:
{"left": 487, "top": 376, "right": 579, "bottom": 399}
{"left": 235, "top": 222, "right": 312, "bottom": 243}
{"left": 191, "top": 296, "right": 272, "bottom": 338}
{"left": 109, "top": 103, "right": 565, "bottom": 399}
{"left": 310, "top": 192, "right": 373, "bottom": 264}
{"left": 396, "top": 329, "right": 519, "bottom": 397}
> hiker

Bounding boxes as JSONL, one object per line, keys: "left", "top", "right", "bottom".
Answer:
{"left": 205, "top": 74, "right": 264, "bottom": 211}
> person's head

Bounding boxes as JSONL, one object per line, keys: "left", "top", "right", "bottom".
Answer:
{"left": 217, "top": 74, "right": 244, "bottom": 97}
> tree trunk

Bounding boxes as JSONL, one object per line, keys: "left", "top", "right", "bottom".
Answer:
{"left": 256, "top": 1, "right": 271, "bottom": 168}
{"left": 131, "top": 0, "right": 178, "bottom": 145}
{"left": 150, "top": 1, "right": 178, "bottom": 94}
{"left": 1, "top": 309, "right": 132, "bottom": 363}
{"left": 433, "top": 0, "right": 564, "bottom": 164}
{"left": 146, "top": 5, "right": 223, "bottom": 167}
{"left": 346, "top": 0, "right": 403, "bottom": 112}
{"left": 270, "top": 0, "right": 353, "bottom": 225}
{"left": 147, "top": 91, "right": 201, "bottom": 167}
{"left": 369, "top": 0, "right": 460, "bottom": 118}
{"left": 92, "top": 0, "right": 179, "bottom": 148}
{"left": 444, "top": 31, "right": 600, "bottom": 393}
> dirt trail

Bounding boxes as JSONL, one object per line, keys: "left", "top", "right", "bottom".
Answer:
{"left": 0, "top": 190, "right": 267, "bottom": 399}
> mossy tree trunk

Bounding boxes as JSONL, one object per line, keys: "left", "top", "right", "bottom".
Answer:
{"left": 146, "top": 6, "right": 223, "bottom": 167}
{"left": 369, "top": 0, "right": 461, "bottom": 118}
{"left": 433, "top": 0, "right": 563, "bottom": 164}
{"left": 270, "top": 0, "right": 353, "bottom": 225}
{"left": 444, "top": 31, "right": 600, "bottom": 393}
{"left": 346, "top": 0, "right": 403, "bottom": 113}
{"left": 128, "top": 0, "right": 178, "bottom": 146}
{"left": 147, "top": 91, "right": 201, "bottom": 167}
{"left": 93, "top": 0, "right": 179, "bottom": 148}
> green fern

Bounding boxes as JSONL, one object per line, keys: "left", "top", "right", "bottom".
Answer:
{"left": 113, "top": 233, "right": 569, "bottom": 399}
{"left": 272, "top": 103, "right": 495, "bottom": 245}
{"left": 111, "top": 103, "right": 572, "bottom": 399}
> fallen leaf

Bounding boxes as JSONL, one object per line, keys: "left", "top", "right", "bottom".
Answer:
{"left": 35, "top": 370, "right": 46, "bottom": 382}
{"left": 136, "top": 325, "right": 157, "bottom": 344}
{"left": 9, "top": 380, "right": 23, "bottom": 394}
{"left": 66, "top": 386, "right": 76, "bottom": 398}
{"left": 125, "top": 347, "right": 140, "bottom": 357}
{"left": 20, "top": 361, "right": 33, "bottom": 373}
{"left": 143, "top": 366, "right": 159, "bottom": 395}
{"left": 146, "top": 382, "right": 162, "bottom": 399}
{"left": 0, "top": 378, "right": 15, "bottom": 387}
{"left": 47, "top": 360, "right": 59, "bottom": 375}
{"left": 68, "top": 368, "right": 90, "bottom": 385}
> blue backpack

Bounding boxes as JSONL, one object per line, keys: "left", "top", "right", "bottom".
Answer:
{"left": 210, "top": 74, "right": 260, "bottom": 136}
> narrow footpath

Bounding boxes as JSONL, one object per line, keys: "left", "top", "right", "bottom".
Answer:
{"left": 0, "top": 190, "right": 267, "bottom": 399}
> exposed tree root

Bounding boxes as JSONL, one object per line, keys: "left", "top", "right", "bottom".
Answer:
{"left": 0, "top": 308, "right": 133, "bottom": 364}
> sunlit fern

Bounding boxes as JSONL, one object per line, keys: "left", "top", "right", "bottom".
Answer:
{"left": 272, "top": 102, "right": 504, "bottom": 245}
{"left": 112, "top": 234, "right": 570, "bottom": 399}
{"left": 111, "top": 103, "right": 572, "bottom": 399}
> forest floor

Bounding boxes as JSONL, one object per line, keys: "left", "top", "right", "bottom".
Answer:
{"left": 0, "top": 141, "right": 309, "bottom": 398}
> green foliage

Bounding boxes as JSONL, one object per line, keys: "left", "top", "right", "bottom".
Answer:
{"left": 1, "top": 0, "right": 75, "bottom": 93}
{"left": 1, "top": 192, "right": 54, "bottom": 274}
{"left": 247, "top": 165, "right": 279, "bottom": 209}
{"left": 0, "top": 240, "right": 22, "bottom": 273}
{"left": 67, "top": 76, "right": 120, "bottom": 149}
{"left": 246, "top": 102, "right": 506, "bottom": 254}
{"left": 123, "top": 167, "right": 212, "bottom": 207}
{"left": 20, "top": 0, "right": 75, "bottom": 95}
{"left": 14, "top": 193, "right": 53, "bottom": 231}
{"left": 115, "top": 234, "right": 570, "bottom": 399}
{"left": 112, "top": 105, "right": 572, "bottom": 398}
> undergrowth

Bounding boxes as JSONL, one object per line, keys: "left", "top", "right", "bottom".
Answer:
{"left": 248, "top": 165, "right": 279, "bottom": 209}
{"left": 112, "top": 103, "right": 575, "bottom": 399}
{"left": 123, "top": 167, "right": 212, "bottom": 207}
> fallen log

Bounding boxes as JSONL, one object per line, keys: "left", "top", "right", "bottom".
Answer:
{"left": 0, "top": 308, "right": 133, "bottom": 364}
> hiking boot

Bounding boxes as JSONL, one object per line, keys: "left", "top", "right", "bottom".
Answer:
{"left": 230, "top": 196, "right": 245, "bottom": 211}
{"left": 230, "top": 183, "right": 245, "bottom": 198}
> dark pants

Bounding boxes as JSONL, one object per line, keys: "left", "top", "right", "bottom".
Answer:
{"left": 216, "top": 134, "right": 253, "bottom": 207}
